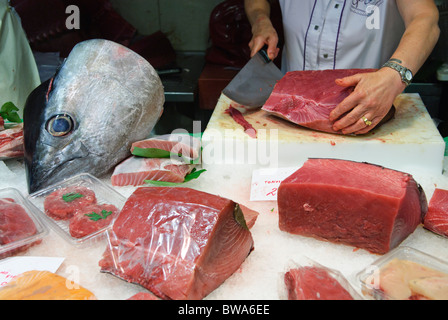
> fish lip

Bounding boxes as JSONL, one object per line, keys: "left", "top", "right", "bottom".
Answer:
{"left": 29, "top": 145, "right": 92, "bottom": 192}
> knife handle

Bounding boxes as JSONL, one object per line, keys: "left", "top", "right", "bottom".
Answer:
{"left": 259, "top": 45, "right": 271, "bottom": 64}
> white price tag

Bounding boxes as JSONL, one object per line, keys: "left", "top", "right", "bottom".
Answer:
{"left": 250, "top": 167, "right": 298, "bottom": 201}
{"left": 0, "top": 256, "right": 65, "bottom": 287}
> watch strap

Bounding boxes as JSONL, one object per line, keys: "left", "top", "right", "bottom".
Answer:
{"left": 382, "top": 60, "right": 413, "bottom": 86}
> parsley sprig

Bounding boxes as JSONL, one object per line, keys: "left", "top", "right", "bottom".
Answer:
{"left": 62, "top": 192, "right": 84, "bottom": 202}
{"left": 85, "top": 209, "right": 113, "bottom": 221}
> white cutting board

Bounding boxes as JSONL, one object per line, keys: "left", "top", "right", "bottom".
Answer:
{"left": 202, "top": 93, "right": 445, "bottom": 176}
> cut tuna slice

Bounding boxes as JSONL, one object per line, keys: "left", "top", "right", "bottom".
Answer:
{"left": 277, "top": 159, "right": 427, "bottom": 254}
{"left": 99, "top": 187, "right": 255, "bottom": 300}
{"left": 423, "top": 188, "right": 448, "bottom": 238}
{"left": 131, "top": 133, "right": 201, "bottom": 161}
{"left": 111, "top": 156, "right": 194, "bottom": 186}
{"left": 285, "top": 266, "right": 354, "bottom": 300}
{"left": 0, "top": 123, "right": 24, "bottom": 159}
{"left": 262, "top": 69, "right": 394, "bottom": 134}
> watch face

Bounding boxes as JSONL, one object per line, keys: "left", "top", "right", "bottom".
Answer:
{"left": 405, "top": 70, "right": 413, "bottom": 81}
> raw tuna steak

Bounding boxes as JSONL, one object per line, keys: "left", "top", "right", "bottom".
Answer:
{"left": 278, "top": 159, "right": 427, "bottom": 254}
{"left": 99, "top": 187, "right": 255, "bottom": 300}
{"left": 44, "top": 186, "right": 97, "bottom": 220}
{"left": 285, "top": 266, "right": 354, "bottom": 300}
{"left": 111, "top": 157, "right": 194, "bottom": 186}
{"left": 423, "top": 188, "right": 448, "bottom": 238}
{"left": 69, "top": 203, "right": 119, "bottom": 239}
{"left": 262, "top": 69, "right": 394, "bottom": 134}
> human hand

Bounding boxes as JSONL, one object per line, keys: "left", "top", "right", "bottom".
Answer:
{"left": 248, "top": 15, "right": 279, "bottom": 60}
{"left": 329, "top": 68, "right": 406, "bottom": 134}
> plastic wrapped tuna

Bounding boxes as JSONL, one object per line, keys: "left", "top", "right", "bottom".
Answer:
{"left": 99, "top": 187, "right": 256, "bottom": 300}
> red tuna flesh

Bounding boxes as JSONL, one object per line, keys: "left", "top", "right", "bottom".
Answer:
{"left": 69, "top": 203, "right": 119, "bottom": 239}
{"left": 111, "top": 157, "right": 194, "bottom": 186}
{"left": 131, "top": 134, "right": 201, "bottom": 161}
{"left": 262, "top": 69, "right": 382, "bottom": 134}
{"left": 0, "top": 198, "right": 38, "bottom": 258}
{"left": 43, "top": 186, "right": 97, "bottom": 220}
{"left": 285, "top": 266, "right": 354, "bottom": 300}
{"left": 424, "top": 188, "right": 448, "bottom": 238}
{"left": 99, "top": 187, "right": 254, "bottom": 300}
{"left": 278, "top": 159, "right": 427, "bottom": 254}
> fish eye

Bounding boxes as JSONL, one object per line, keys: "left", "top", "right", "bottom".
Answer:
{"left": 46, "top": 114, "right": 74, "bottom": 137}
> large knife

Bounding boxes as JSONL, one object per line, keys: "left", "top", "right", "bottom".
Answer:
{"left": 222, "top": 46, "right": 284, "bottom": 108}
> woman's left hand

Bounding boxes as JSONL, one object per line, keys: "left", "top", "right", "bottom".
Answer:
{"left": 329, "top": 68, "right": 406, "bottom": 135}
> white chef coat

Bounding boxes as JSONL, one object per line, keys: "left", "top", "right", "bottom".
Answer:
{"left": 278, "top": 0, "right": 406, "bottom": 72}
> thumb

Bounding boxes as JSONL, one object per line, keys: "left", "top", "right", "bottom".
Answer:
{"left": 335, "top": 74, "right": 361, "bottom": 87}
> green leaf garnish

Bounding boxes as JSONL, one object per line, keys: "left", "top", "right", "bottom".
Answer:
{"left": 144, "top": 168, "right": 206, "bottom": 186}
{"left": 132, "top": 147, "right": 176, "bottom": 159}
{"left": 233, "top": 204, "right": 248, "bottom": 230}
{"left": 85, "top": 209, "right": 113, "bottom": 221}
{"left": 62, "top": 192, "right": 84, "bottom": 202}
{"left": 0, "top": 102, "right": 22, "bottom": 123}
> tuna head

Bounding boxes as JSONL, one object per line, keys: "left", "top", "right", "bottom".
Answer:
{"left": 23, "top": 39, "right": 164, "bottom": 193}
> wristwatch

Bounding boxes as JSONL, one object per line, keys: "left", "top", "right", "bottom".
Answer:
{"left": 382, "top": 60, "right": 413, "bottom": 86}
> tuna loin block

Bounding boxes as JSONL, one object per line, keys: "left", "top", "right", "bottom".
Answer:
{"left": 278, "top": 159, "right": 427, "bottom": 254}
{"left": 262, "top": 69, "right": 394, "bottom": 134}
{"left": 99, "top": 187, "right": 254, "bottom": 300}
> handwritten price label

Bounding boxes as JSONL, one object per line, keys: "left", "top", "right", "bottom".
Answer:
{"left": 250, "top": 167, "right": 298, "bottom": 201}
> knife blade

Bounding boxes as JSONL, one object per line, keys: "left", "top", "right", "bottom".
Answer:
{"left": 222, "top": 46, "right": 284, "bottom": 108}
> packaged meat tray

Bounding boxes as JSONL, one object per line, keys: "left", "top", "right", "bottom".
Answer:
{"left": 27, "top": 173, "right": 126, "bottom": 246}
{"left": 0, "top": 188, "right": 48, "bottom": 258}
{"left": 281, "top": 257, "right": 363, "bottom": 300}
{"left": 357, "top": 246, "right": 448, "bottom": 300}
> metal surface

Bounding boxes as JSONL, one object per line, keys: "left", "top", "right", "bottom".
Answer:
{"left": 222, "top": 49, "right": 284, "bottom": 108}
{"left": 160, "top": 52, "right": 205, "bottom": 103}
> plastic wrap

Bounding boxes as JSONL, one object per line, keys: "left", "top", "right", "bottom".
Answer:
{"left": 99, "top": 187, "right": 255, "bottom": 300}
{"left": 281, "top": 257, "right": 362, "bottom": 300}
{"left": 28, "top": 173, "right": 126, "bottom": 246}
{"left": 0, "top": 270, "right": 96, "bottom": 300}
{"left": 357, "top": 246, "right": 448, "bottom": 300}
{"left": 0, "top": 188, "right": 48, "bottom": 259}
